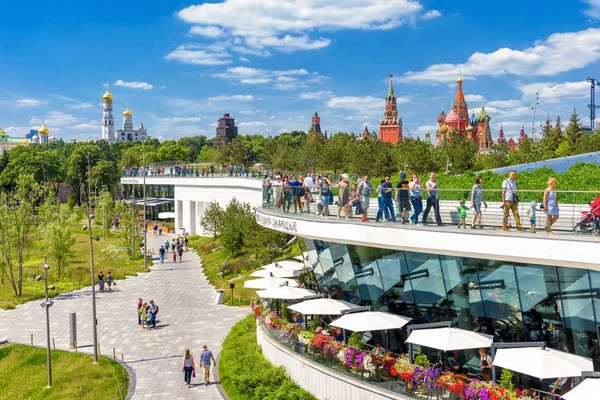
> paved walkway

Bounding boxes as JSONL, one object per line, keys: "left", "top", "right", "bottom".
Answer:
{"left": 0, "top": 232, "right": 249, "bottom": 399}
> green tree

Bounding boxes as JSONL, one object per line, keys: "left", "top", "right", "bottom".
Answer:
{"left": 565, "top": 108, "right": 583, "bottom": 148}
{"left": 42, "top": 205, "right": 76, "bottom": 279}
{"left": 220, "top": 198, "right": 252, "bottom": 256}
{"left": 442, "top": 131, "right": 478, "bottom": 173}
{"left": 200, "top": 201, "right": 223, "bottom": 238}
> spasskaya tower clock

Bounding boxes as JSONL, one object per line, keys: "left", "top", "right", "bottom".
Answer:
{"left": 379, "top": 74, "right": 402, "bottom": 144}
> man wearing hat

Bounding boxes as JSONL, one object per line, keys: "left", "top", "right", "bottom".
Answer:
{"left": 395, "top": 172, "right": 411, "bottom": 223}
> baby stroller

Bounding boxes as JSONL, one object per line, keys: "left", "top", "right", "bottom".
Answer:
{"left": 573, "top": 197, "right": 600, "bottom": 235}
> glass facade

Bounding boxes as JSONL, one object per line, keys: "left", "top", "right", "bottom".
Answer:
{"left": 300, "top": 238, "right": 600, "bottom": 371}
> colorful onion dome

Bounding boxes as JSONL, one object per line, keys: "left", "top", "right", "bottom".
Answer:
{"left": 440, "top": 123, "right": 449, "bottom": 133}
{"left": 445, "top": 109, "right": 460, "bottom": 124}
{"left": 466, "top": 124, "right": 474, "bottom": 133}
{"left": 470, "top": 112, "right": 477, "bottom": 126}
{"left": 103, "top": 87, "right": 113, "bottom": 102}
{"left": 437, "top": 109, "right": 446, "bottom": 123}
{"left": 123, "top": 104, "right": 132, "bottom": 117}
{"left": 476, "top": 103, "right": 490, "bottom": 123}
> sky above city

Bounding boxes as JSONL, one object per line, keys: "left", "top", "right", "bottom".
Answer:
{"left": 2, "top": 0, "right": 600, "bottom": 142}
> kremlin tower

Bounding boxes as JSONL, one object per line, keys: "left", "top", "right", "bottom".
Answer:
{"left": 308, "top": 112, "right": 324, "bottom": 142}
{"left": 498, "top": 123, "right": 505, "bottom": 144}
{"left": 379, "top": 75, "right": 402, "bottom": 144}
{"left": 101, "top": 85, "right": 115, "bottom": 141}
{"left": 101, "top": 84, "right": 148, "bottom": 142}
{"left": 475, "top": 103, "right": 494, "bottom": 151}
{"left": 435, "top": 105, "right": 447, "bottom": 146}
{"left": 518, "top": 123, "right": 526, "bottom": 143}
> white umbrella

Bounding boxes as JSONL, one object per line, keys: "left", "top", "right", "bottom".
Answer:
{"left": 262, "top": 260, "right": 305, "bottom": 271}
{"left": 288, "top": 298, "right": 361, "bottom": 315}
{"left": 243, "top": 277, "right": 298, "bottom": 289}
{"left": 406, "top": 327, "right": 494, "bottom": 351}
{"left": 330, "top": 311, "right": 412, "bottom": 332}
{"left": 250, "top": 267, "right": 300, "bottom": 278}
{"left": 256, "top": 286, "right": 315, "bottom": 300}
{"left": 562, "top": 378, "right": 600, "bottom": 400}
{"left": 493, "top": 347, "right": 594, "bottom": 379}
{"left": 157, "top": 211, "right": 175, "bottom": 219}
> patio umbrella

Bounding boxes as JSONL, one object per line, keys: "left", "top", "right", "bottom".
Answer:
{"left": 250, "top": 267, "right": 300, "bottom": 278}
{"left": 157, "top": 212, "right": 175, "bottom": 219}
{"left": 406, "top": 327, "right": 494, "bottom": 351}
{"left": 262, "top": 260, "right": 305, "bottom": 271}
{"left": 288, "top": 298, "right": 361, "bottom": 315}
{"left": 492, "top": 347, "right": 594, "bottom": 379}
{"left": 243, "top": 277, "right": 298, "bottom": 289}
{"left": 562, "top": 378, "right": 600, "bottom": 400}
{"left": 256, "top": 286, "right": 316, "bottom": 300}
{"left": 330, "top": 311, "right": 412, "bottom": 332}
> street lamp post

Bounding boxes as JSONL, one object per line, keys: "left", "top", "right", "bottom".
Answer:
{"left": 86, "top": 150, "right": 99, "bottom": 364}
{"left": 142, "top": 138, "right": 147, "bottom": 270}
{"left": 445, "top": 157, "right": 452, "bottom": 174}
{"left": 131, "top": 185, "right": 135, "bottom": 263}
{"left": 36, "top": 255, "right": 56, "bottom": 388}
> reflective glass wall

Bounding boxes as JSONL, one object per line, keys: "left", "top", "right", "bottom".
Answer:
{"left": 300, "top": 238, "right": 600, "bottom": 370}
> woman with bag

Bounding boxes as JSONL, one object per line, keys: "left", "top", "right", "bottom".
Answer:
{"left": 182, "top": 348, "right": 196, "bottom": 389}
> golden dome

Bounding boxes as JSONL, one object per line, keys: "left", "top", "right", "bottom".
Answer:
{"left": 440, "top": 123, "right": 449, "bottom": 133}
{"left": 0, "top": 126, "right": 5, "bottom": 135}
{"left": 123, "top": 104, "right": 132, "bottom": 117}
{"left": 457, "top": 75, "right": 463, "bottom": 83}
{"left": 103, "top": 87, "right": 113, "bottom": 102}
{"left": 38, "top": 122, "right": 49, "bottom": 135}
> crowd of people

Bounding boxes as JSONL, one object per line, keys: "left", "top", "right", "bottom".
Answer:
{"left": 262, "top": 170, "right": 562, "bottom": 234}
{"left": 137, "top": 298, "right": 159, "bottom": 331}
{"left": 158, "top": 236, "right": 188, "bottom": 264}
{"left": 121, "top": 164, "right": 263, "bottom": 178}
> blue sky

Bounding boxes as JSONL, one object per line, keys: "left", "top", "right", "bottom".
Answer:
{"left": 1, "top": 0, "right": 600, "bottom": 142}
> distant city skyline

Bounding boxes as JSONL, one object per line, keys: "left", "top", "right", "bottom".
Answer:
{"left": 1, "top": 0, "right": 599, "bottom": 142}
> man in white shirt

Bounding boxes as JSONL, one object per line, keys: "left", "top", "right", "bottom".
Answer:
{"left": 501, "top": 170, "right": 523, "bottom": 231}
{"left": 303, "top": 174, "right": 315, "bottom": 213}
{"left": 422, "top": 172, "right": 442, "bottom": 225}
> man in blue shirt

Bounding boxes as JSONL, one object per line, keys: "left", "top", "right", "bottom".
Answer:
{"left": 159, "top": 246, "right": 165, "bottom": 264}
{"left": 381, "top": 176, "right": 396, "bottom": 222}
{"left": 200, "top": 344, "right": 216, "bottom": 385}
{"left": 289, "top": 175, "right": 303, "bottom": 212}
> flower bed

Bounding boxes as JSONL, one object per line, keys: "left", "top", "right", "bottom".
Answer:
{"left": 252, "top": 302, "right": 524, "bottom": 400}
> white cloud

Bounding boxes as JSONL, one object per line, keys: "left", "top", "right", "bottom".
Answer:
{"left": 583, "top": 0, "right": 600, "bottom": 19}
{"left": 207, "top": 94, "right": 255, "bottom": 102}
{"left": 518, "top": 81, "right": 589, "bottom": 101}
{"left": 160, "top": 85, "right": 167, "bottom": 89}
{"left": 464, "top": 94, "right": 484, "bottom": 103}
{"left": 70, "top": 123, "right": 100, "bottom": 130}
{"left": 212, "top": 66, "right": 320, "bottom": 89}
{"left": 486, "top": 100, "right": 523, "bottom": 109}
{"left": 238, "top": 56, "right": 250, "bottom": 62}
{"left": 269, "top": 115, "right": 276, "bottom": 120}
{"left": 3, "top": 126, "right": 31, "bottom": 136}
{"left": 327, "top": 95, "right": 409, "bottom": 113}
{"left": 238, "top": 121, "right": 267, "bottom": 127}
{"left": 189, "top": 25, "right": 225, "bottom": 38}
{"left": 165, "top": 45, "right": 232, "bottom": 65}
{"left": 422, "top": 10, "right": 441, "bottom": 19}
{"left": 67, "top": 102, "right": 94, "bottom": 109}
{"left": 33, "top": 111, "right": 80, "bottom": 127}
{"left": 176, "top": 0, "right": 432, "bottom": 56}
{"left": 156, "top": 117, "right": 202, "bottom": 123}
{"left": 300, "top": 91, "right": 333, "bottom": 100}
{"left": 17, "top": 99, "right": 41, "bottom": 107}
{"left": 114, "top": 80, "right": 154, "bottom": 90}
{"left": 239, "top": 109, "right": 262, "bottom": 115}
{"left": 401, "top": 28, "right": 600, "bottom": 83}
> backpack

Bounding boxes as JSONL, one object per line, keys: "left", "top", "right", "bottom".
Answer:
{"left": 153, "top": 306, "right": 159, "bottom": 315}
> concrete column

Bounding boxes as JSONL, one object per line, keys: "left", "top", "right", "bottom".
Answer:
{"left": 182, "top": 200, "right": 192, "bottom": 235}
{"left": 189, "top": 201, "right": 197, "bottom": 235}
{"left": 175, "top": 200, "right": 183, "bottom": 233}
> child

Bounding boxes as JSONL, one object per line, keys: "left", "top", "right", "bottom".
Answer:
{"left": 145, "top": 307, "right": 153, "bottom": 330}
{"left": 526, "top": 200, "right": 537, "bottom": 233}
{"left": 173, "top": 250, "right": 177, "bottom": 263}
{"left": 457, "top": 200, "right": 468, "bottom": 229}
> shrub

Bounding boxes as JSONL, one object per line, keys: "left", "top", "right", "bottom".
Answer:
{"left": 219, "top": 315, "right": 315, "bottom": 400}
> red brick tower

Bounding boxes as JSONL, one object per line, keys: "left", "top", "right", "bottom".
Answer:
{"left": 498, "top": 123, "right": 505, "bottom": 144}
{"left": 518, "top": 123, "right": 526, "bottom": 143}
{"left": 451, "top": 76, "right": 469, "bottom": 134}
{"left": 379, "top": 74, "right": 402, "bottom": 143}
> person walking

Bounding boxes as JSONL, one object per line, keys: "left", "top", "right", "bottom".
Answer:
{"left": 501, "top": 170, "right": 523, "bottom": 232}
{"left": 199, "top": 344, "right": 216, "bottom": 386}
{"left": 273, "top": 175, "right": 282, "bottom": 209}
{"left": 173, "top": 249, "right": 177, "bottom": 263}
{"left": 408, "top": 174, "right": 423, "bottom": 225}
{"left": 137, "top": 298, "right": 143, "bottom": 325}
{"left": 153, "top": 223, "right": 158, "bottom": 237}
{"left": 178, "top": 246, "right": 183, "bottom": 263}
{"left": 302, "top": 173, "right": 315, "bottom": 213}
{"left": 165, "top": 239, "right": 170, "bottom": 253}
{"left": 358, "top": 176, "right": 372, "bottom": 222}
{"left": 281, "top": 176, "right": 292, "bottom": 213}
{"left": 159, "top": 246, "right": 165, "bottom": 263}
{"left": 171, "top": 239, "right": 176, "bottom": 253}
{"left": 98, "top": 271, "right": 105, "bottom": 293}
{"left": 379, "top": 176, "right": 395, "bottom": 222}
{"left": 544, "top": 177, "right": 559, "bottom": 234}
{"left": 106, "top": 271, "right": 114, "bottom": 292}
{"left": 395, "top": 172, "right": 411, "bottom": 223}
{"left": 422, "top": 172, "right": 442, "bottom": 225}
{"left": 149, "top": 300, "right": 159, "bottom": 328}
{"left": 184, "top": 235, "right": 189, "bottom": 251}
{"left": 140, "top": 302, "right": 148, "bottom": 329}
{"left": 319, "top": 176, "right": 332, "bottom": 219}
{"left": 470, "top": 176, "right": 487, "bottom": 229}
{"left": 337, "top": 174, "right": 351, "bottom": 220}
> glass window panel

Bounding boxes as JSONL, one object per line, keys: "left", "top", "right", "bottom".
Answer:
{"left": 515, "top": 265, "right": 565, "bottom": 347}
{"left": 375, "top": 249, "right": 416, "bottom": 318}
{"left": 477, "top": 262, "right": 524, "bottom": 341}
{"left": 440, "top": 256, "right": 481, "bottom": 331}
{"left": 557, "top": 268, "right": 596, "bottom": 358}
{"left": 346, "top": 245, "right": 384, "bottom": 308}
{"left": 403, "top": 252, "right": 447, "bottom": 323}
{"left": 329, "top": 243, "right": 358, "bottom": 303}
{"left": 588, "top": 271, "right": 600, "bottom": 369}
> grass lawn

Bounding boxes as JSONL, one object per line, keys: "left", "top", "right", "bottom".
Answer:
{"left": 0, "top": 228, "right": 147, "bottom": 310}
{"left": 187, "top": 235, "right": 301, "bottom": 306}
{"left": 219, "top": 315, "right": 315, "bottom": 400}
{"left": 0, "top": 343, "right": 128, "bottom": 400}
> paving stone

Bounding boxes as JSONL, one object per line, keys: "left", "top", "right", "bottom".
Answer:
{"left": 0, "top": 232, "right": 249, "bottom": 399}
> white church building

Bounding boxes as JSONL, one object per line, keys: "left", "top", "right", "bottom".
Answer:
{"left": 101, "top": 85, "right": 149, "bottom": 142}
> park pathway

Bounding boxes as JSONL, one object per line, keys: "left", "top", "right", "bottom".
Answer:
{"left": 0, "top": 232, "right": 249, "bottom": 399}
